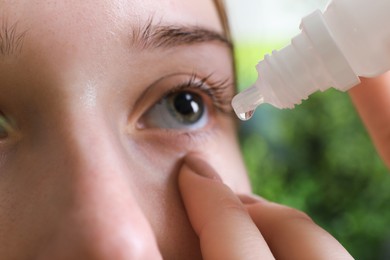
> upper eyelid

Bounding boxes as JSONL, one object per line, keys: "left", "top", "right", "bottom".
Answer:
{"left": 136, "top": 72, "right": 233, "bottom": 109}
{"left": 168, "top": 74, "right": 234, "bottom": 114}
{"left": 135, "top": 72, "right": 208, "bottom": 109}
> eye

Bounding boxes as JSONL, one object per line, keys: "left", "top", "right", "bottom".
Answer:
{"left": 0, "top": 113, "right": 10, "bottom": 139}
{"left": 136, "top": 73, "right": 233, "bottom": 132}
{"left": 141, "top": 90, "right": 208, "bottom": 130}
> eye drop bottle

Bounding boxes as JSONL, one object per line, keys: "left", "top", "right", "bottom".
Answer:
{"left": 232, "top": 0, "right": 390, "bottom": 120}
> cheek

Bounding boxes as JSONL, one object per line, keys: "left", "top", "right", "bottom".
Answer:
{"left": 125, "top": 141, "right": 203, "bottom": 258}
{"left": 130, "top": 117, "right": 250, "bottom": 205}
{"left": 118, "top": 117, "right": 249, "bottom": 257}
{"left": 132, "top": 126, "right": 250, "bottom": 256}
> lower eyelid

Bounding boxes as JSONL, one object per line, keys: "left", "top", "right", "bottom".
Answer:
{"left": 135, "top": 123, "right": 219, "bottom": 150}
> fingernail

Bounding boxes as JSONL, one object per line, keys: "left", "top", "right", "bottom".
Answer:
{"left": 237, "top": 194, "right": 268, "bottom": 205}
{"left": 183, "top": 155, "right": 222, "bottom": 182}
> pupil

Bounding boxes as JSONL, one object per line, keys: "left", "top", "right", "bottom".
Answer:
{"left": 170, "top": 91, "right": 204, "bottom": 124}
{"left": 174, "top": 93, "right": 199, "bottom": 115}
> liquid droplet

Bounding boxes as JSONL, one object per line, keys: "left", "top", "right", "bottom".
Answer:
{"left": 238, "top": 110, "right": 255, "bottom": 121}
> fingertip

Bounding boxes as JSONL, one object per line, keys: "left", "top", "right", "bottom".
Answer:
{"left": 178, "top": 156, "right": 274, "bottom": 260}
{"left": 238, "top": 193, "right": 268, "bottom": 205}
{"left": 180, "top": 154, "right": 222, "bottom": 182}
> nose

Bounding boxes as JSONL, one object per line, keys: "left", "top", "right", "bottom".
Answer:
{"left": 36, "top": 116, "right": 162, "bottom": 260}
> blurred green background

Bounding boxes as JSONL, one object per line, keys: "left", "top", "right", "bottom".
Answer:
{"left": 227, "top": 1, "right": 390, "bottom": 259}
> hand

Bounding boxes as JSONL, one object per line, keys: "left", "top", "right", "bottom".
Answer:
{"left": 179, "top": 155, "right": 353, "bottom": 260}
{"left": 349, "top": 71, "right": 390, "bottom": 168}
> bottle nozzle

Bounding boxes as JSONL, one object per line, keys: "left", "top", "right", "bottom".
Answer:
{"left": 231, "top": 85, "right": 264, "bottom": 121}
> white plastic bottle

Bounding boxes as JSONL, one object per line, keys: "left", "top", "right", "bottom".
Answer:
{"left": 232, "top": 0, "right": 390, "bottom": 120}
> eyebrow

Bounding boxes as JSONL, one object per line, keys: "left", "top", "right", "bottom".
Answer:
{"left": 0, "top": 20, "right": 27, "bottom": 57}
{"left": 130, "top": 19, "right": 232, "bottom": 50}
{"left": 0, "top": 18, "right": 232, "bottom": 58}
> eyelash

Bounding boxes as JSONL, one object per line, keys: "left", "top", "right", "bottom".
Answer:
{"left": 166, "top": 73, "right": 233, "bottom": 115}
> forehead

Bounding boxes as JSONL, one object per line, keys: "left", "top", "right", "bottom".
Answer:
{"left": 0, "top": 0, "right": 226, "bottom": 87}
{"left": 1, "top": 0, "right": 222, "bottom": 43}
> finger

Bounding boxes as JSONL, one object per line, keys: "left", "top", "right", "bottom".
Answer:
{"left": 349, "top": 72, "right": 390, "bottom": 168}
{"left": 178, "top": 155, "right": 275, "bottom": 260}
{"left": 239, "top": 194, "right": 354, "bottom": 260}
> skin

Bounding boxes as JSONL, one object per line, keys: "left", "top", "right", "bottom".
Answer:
{"left": 1, "top": 0, "right": 381, "bottom": 258}
{"left": 349, "top": 72, "right": 390, "bottom": 168}
{"left": 0, "top": 0, "right": 248, "bottom": 258}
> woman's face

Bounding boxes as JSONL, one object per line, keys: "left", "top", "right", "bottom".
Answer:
{"left": 0, "top": 0, "right": 250, "bottom": 258}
